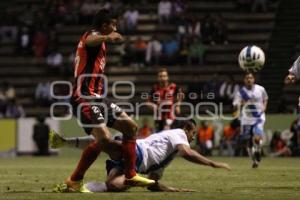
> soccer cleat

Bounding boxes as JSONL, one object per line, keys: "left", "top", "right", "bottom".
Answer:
{"left": 53, "top": 183, "right": 69, "bottom": 193}
{"left": 49, "top": 130, "right": 65, "bottom": 149}
{"left": 124, "top": 174, "right": 155, "bottom": 187}
{"left": 254, "top": 151, "right": 261, "bottom": 162}
{"left": 252, "top": 161, "right": 259, "bottom": 169}
{"left": 64, "top": 177, "right": 92, "bottom": 193}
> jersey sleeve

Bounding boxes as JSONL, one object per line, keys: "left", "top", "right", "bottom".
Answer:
{"left": 232, "top": 90, "right": 241, "bottom": 106}
{"left": 85, "top": 30, "right": 102, "bottom": 46}
{"left": 168, "top": 129, "right": 190, "bottom": 148}
{"left": 289, "top": 56, "right": 300, "bottom": 79}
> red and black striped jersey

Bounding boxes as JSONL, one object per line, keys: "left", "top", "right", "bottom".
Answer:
{"left": 72, "top": 30, "right": 106, "bottom": 99}
{"left": 148, "top": 82, "right": 179, "bottom": 120}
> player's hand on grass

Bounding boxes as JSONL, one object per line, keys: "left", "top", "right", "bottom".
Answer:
{"left": 213, "top": 162, "right": 231, "bottom": 171}
{"left": 284, "top": 74, "right": 296, "bottom": 85}
{"left": 108, "top": 32, "right": 123, "bottom": 42}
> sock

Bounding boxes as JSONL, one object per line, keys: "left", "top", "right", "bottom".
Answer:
{"left": 122, "top": 139, "right": 137, "bottom": 179}
{"left": 85, "top": 182, "right": 107, "bottom": 192}
{"left": 70, "top": 141, "right": 101, "bottom": 181}
{"left": 247, "top": 138, "right": 255, "bottom": 161}
{"left": 65, "top": 136, "right": 95, "bottom": 149}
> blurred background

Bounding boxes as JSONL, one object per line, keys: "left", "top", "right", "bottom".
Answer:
{"left": 0, "top": 0, "right": 299, "bottom": 158}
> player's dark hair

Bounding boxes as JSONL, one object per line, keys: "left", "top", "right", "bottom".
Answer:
{"left": 244, "top": 72, "right": 255, "bottom": 77}
{"left": 171, "top": 119, "right": 196, "bottom": 130}
{"left": 92, "top": 9, "right": 116, "bottom": 29}
{"left": 158, "top": 68, "right": 168, "bottom": 74}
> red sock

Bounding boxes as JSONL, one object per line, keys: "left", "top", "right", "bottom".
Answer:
{"left": 70, "top": 142, "right": 101, "bottom": 181}
{"left": 122, "top": 140, "right": 137, "bottom": 179}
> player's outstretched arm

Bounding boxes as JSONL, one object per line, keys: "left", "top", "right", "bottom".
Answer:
{"left": 146, "top": 172, "right": 194, "bottom": 192}
{"left": 86, "top": 32, "right": 123, "bottom": 47}
{"left": 177, "top": 144, "right": 231, "bottom": 171}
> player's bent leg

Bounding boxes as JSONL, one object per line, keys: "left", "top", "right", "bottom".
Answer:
{"left": 112, "top": 112, "right": 155, "bottom": 186}
{"left": 64, "top": 126, "right": 110, "bottom": 193}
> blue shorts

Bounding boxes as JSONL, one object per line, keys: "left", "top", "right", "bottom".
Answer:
{"left": 241, "top": 120, "right": 264, "bottom": 140}
{"left": 105, "top": 145, "right": 144, "bottom": 175}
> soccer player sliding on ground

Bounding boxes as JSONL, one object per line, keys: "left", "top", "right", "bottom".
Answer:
{"left": 50, "top": 119, "right": 231, "bottom": 192}
{"left": 233, "top": 72, "right": 268, "bottom": 168}
{"left": 54, "top": 9, "right": 154, "bottom": 192}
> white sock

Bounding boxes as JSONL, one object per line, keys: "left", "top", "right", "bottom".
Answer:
{"left": 85, "top": 182, "right": 107, "bottom": 192}
{"left": 65, "top": 136, "right": 95, "bottom": 149}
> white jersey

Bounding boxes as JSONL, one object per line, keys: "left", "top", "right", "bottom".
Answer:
{"left": 233, "top": 84, "right": 268, "bottom": 125}
{"left": 136, "top": 129, "right": 190, "bottom": 174}
{"left": 289, "top": 56, "right": 300, "bottom": 79}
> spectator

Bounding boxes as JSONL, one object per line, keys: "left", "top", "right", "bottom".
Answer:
{"left": 196, "top": 121, "right": 214, "bottom": 156}
{"left": 270, "top": 131, "right": 291, "bottom": 157}
{"left": 35, "top": 81, "right": 52, "bottom": 106}
{"left": 123, "top": 6, "right": 139, "bottom": 33}
{"left": 219, "top": 75, "right": 240, "bottom": 104}
{"left": 187, "top": 16, "right": 201, "bottom": 39}
{"left": 252, "top": 0, "right": 268, "bottom": 12}
{"left": 16, "top": 26, "right": 32, "bottom": 55}
{"left": 5, "top": 99, "right": 25, "bottom": 118}
{"left": 32, "top": 30, "right": 48, "bottom": 58}
{"left": 219, "top": 119, "right": 240, "bottom": 156}
{"left": 0, "top": 81, "right": 16, "bottom": 101}
{"left": 187, "top": 37, "right": 206, "bottom": 65}
{"left": 138, "top": 118, "right": 153, "bottom": 139}
{"left": 213, "top": 14, "right": 228, "bottom": 45}
{"left": 172, "top": 0, "right": 186, "bottom": 21}
{"left": 46, "top": 48, "right": 63, "bottom": 74}
{"left": 201, "top": 14, "right": 215, "bottom": 45}
{"left": 158, "top": 0, "right": 172, "bottom": 24}
{"left": 177, "top": 14, "right": 188, "bottom": 40}
{"left": 146, "top": 35, "right": 162, "bottom": 65}
{"left": 132, "top": 37, "right": 147, "bottom": 67}
{"left": 32, "top": 116, "right": 50, "bottom": 156}
{"left": 162, "top": 37, "right": 179, "bottom": 65}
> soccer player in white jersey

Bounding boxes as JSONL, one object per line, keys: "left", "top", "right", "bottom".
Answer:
{"left": 233, "top": 72, "right": 268, "bottom": 168}
{"left": 50, "top": 119, "right": 231, "bottom": 192}
{"left": 285, "top": 56, "right": 300, "bottom": 85}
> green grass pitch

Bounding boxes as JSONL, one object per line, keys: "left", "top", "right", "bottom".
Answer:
{"left": 1, "top": 152, "right": 300, "bottom": 200}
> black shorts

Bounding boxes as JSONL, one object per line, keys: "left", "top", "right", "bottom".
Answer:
{"left": 71, "top": 97, "right": 123, "bottom": 135}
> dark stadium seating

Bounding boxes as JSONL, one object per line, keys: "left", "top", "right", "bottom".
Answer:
{"left": 0, "top": 0, "right": 279, "bottom": 116}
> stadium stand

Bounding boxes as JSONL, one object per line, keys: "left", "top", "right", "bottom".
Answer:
{"left": 0, "top": 0, "right": 279, "bottom": 117}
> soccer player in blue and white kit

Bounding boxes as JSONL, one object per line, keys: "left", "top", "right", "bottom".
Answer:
{"left": 285, "top": 56, "right": 300, "bottom": 85}
{"left": 50, "top": 120, "right": 230, "bottom": 192}
{"left": 233, "top": 72, "right": 268, "bottom": 168}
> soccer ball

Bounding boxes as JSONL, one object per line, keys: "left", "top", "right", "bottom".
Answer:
{"left": 238, "top": 45, "right": 265, "bottom": 72}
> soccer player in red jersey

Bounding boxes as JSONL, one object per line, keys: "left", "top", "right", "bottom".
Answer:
{"left": 57, "top": 9, "right": 154, "bottom": 192}
{"left": 147, "top": 68, "right": 183, "bottom": 131}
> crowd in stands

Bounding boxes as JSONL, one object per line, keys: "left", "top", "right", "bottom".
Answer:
{"left": 0, "top": 81, "right": 25, "bottom": 118}
{"left": 0, "top": 0, "right": 231, "bottom": 71}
